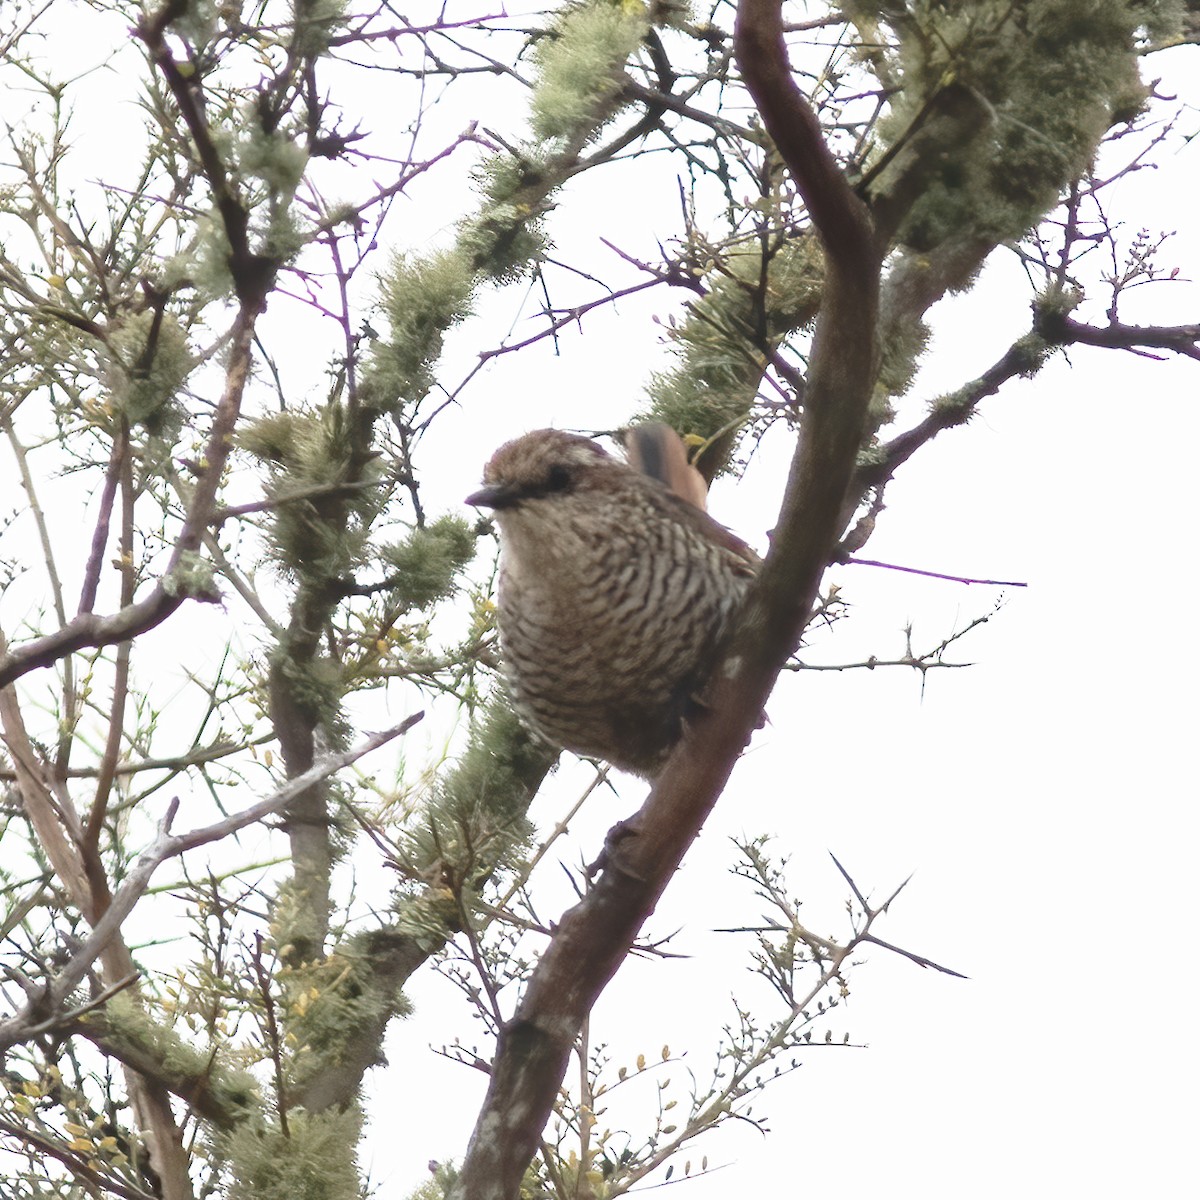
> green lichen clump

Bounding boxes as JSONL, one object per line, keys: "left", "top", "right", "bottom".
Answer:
{"left": 878, "top": 0, "right": 1163, "bottom": 249}
{"left": 380, "top": 517, "right": 477, "bottom": 614}
{"left": 239, "top": 405, "right": 380, "bottom": 581}
{"left": 366, "top": 0, "right": 651, "bottom": 413}
{"left": 291, "top": 0, "right": 349, "bottom": 58}
{"left": 372, "top": 250, "right": 476, "bottom": 408}
{"left": 221, "top": 1108, "right": 363, "bottom": 1200}
{"left": 99, "top": 993, "right": 260, "bottom": 1126}
{"left": 644, "top": 237, "right": 825, "bottom": 474}
{"left": 530, "top": 1, "right": 648, "bottom": 143}
{"left": 104, "top": 308, "right": 193, "bottom": 438}
{"left": 279, "top": 946, "right": 404, "bottom": 1074}
{"left": 401, "top": 699, "right": 549, "bottom": 903}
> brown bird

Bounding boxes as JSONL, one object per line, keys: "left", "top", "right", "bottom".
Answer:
{"left": 467, "top": 425, "right": 756, "bottom": 777}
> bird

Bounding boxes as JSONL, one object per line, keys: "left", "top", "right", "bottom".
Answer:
{"left": 466, "top": 425, "right": 757, "bottom": 777}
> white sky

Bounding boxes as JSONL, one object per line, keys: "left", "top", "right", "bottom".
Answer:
{"left": 3, "top": 7, "right": 1198, "bottom": 1199}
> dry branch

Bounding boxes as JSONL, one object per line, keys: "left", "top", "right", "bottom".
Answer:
{"left": 0, "top": 717, "right": 420, "bottom": 1053}
{"left": 0, "top": 307, "right": 260, "bottom": 689}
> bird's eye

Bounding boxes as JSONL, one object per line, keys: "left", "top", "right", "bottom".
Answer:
{"left": 545, "top": 464, "right": 572, "bottom": 492}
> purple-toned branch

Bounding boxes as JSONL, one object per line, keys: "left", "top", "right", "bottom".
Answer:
{"left": 1037, "top": 310, "right": 1200, "bottom": 361}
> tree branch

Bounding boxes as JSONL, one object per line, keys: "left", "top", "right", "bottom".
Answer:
{"left": 0, "top": 1115, "right": 158, "bottom": 1200}
{"left": 851, "top": 330, "right": 1050, "bottom": 503}
{"left": 449, "top": 5, "right": 883, "bottom": 1196}
{"left": 0, "top": 717, "right": 420, "bottom": 1053}
{"left": 1035, "top": 310, "right": 1200, "bottom": 361}
{"left": 0, "top": 305, "right": 260, "bottom": 689}
{"left": 136, "top": 2, "right": 274, "bottom": 308}
{"left": 734, "top": 0, "right": 876, "bottom": 267}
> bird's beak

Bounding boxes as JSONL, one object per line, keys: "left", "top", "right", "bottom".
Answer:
{"left": 466, "top": 483, "right": 513, "bottom": 510}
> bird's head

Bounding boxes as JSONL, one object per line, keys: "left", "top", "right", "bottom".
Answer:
{"left": 466, "top": 429, "right": 615, "bottom": 512}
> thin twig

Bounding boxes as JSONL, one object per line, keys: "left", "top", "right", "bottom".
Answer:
{"left": 0, "top": 1115, "right": 158, "bottom": 1200}
{"left": 0, "top": 717, "right": 421, "bottom": 1051}
{"left": 845, "top": 557, "right": 1028, "bottom": 588}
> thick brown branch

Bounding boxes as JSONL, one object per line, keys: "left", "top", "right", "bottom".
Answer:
{"left": 136, "top": 3, "right": 276, "bottom": 308}
{"left": 0, "top": 639, "right": 92, "bottom": 917}
{"left": 450, "top": 6, "right": 882, "bottom": 1197}
{"left": 734, "top": 0, "right": 875, "bottom": 266}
